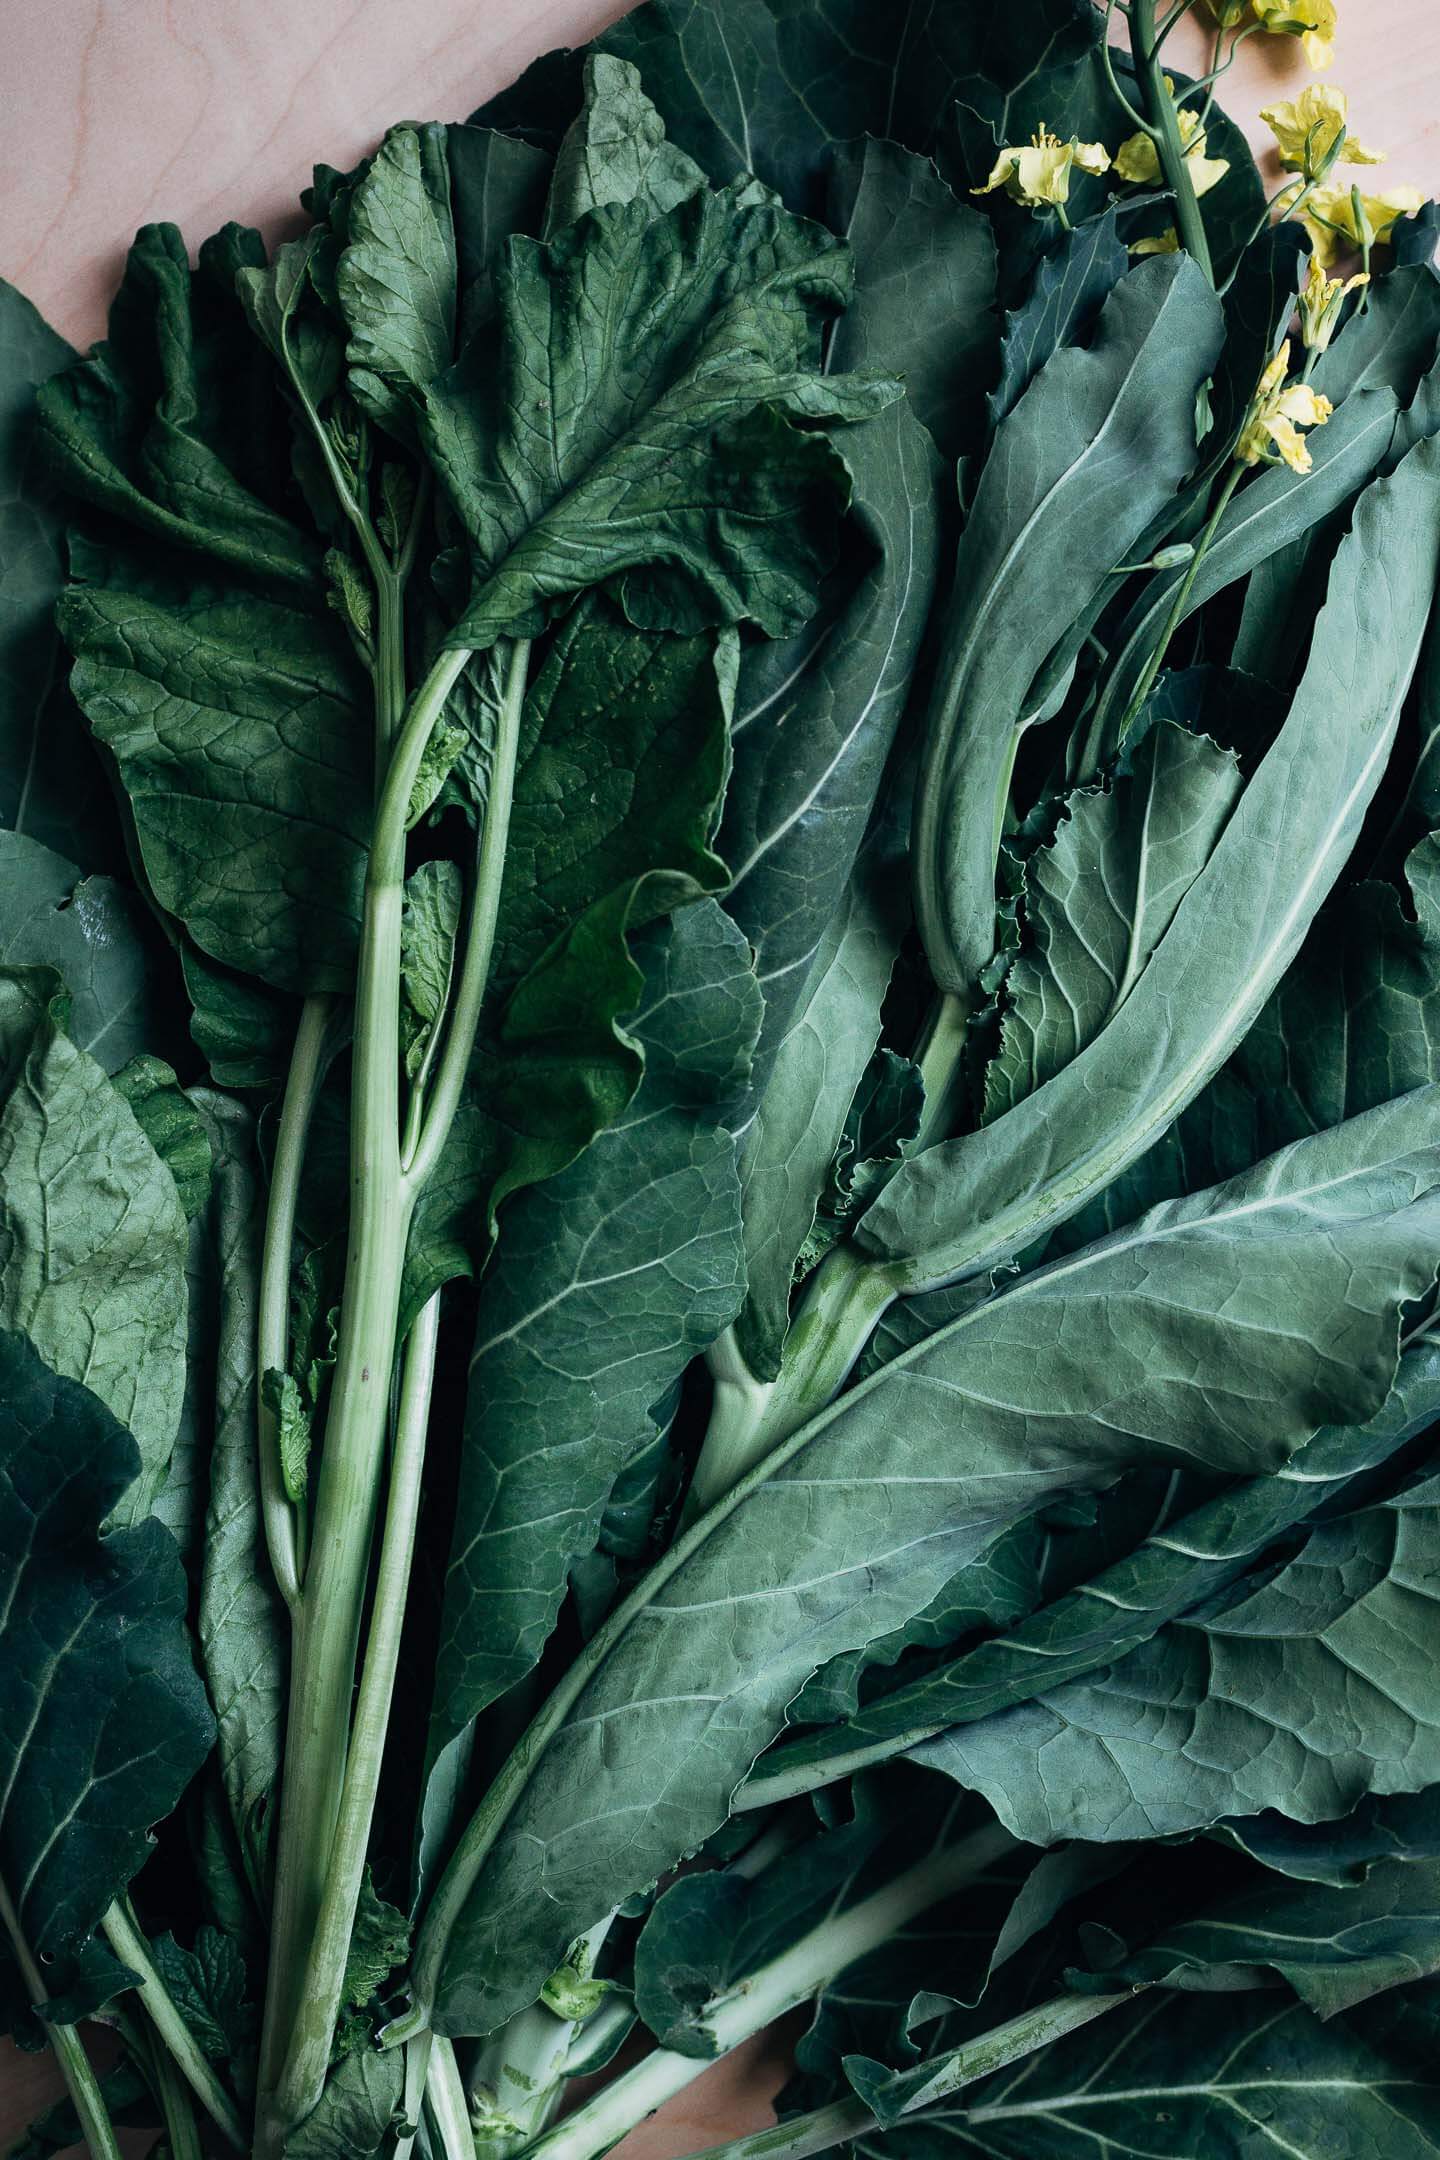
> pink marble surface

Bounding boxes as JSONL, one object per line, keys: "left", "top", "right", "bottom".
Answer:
{"left": 0, "top": 0, "right": 1436, "bottom": 2152}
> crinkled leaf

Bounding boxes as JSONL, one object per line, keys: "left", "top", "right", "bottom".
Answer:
{"left": 401, "top": 857, "right": 461, "bottom": 1078}
{"left": 0, "top": 967, "right": 188, "bottom": 1524}
{"left": 148, "top": 1924, "right": 252, "bottom": 2061}
{"left": 338, "top": 123, "right": 457, "bottom": 436}
{"left": 287, "top": 2045, "right": 404, "bottom": 2160}
{"left": 111, "top": 1054, "right": 212, "bottom": 1218}
{"left": 545, "top": 55, "right": 705, "bottom": 235}
{"left": 423, "top": 177, "right": 896, "bottom": 650}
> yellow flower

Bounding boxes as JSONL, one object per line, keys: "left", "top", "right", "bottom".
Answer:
{"left": 973, "top": 126, "right": 1111, "bottom": 209}
{"left": 1251, "top": 0, "right": 1338, "bottom": 70}
{"left": 1295, "top": 180, "right": 1426, "bottom": 267}
{"left": 1114, "top": 84, "right": 1229, "bottom": 199}
{"left": 1235, "top": 341, "right": 1334, "bottom": 472}
{"left": 1260, "top": 84, "right": 1384, "bottom": 177}
{"left": 1296, "top": 253, "right": 1368, "bottom": 353}
{"left": 1202, "top": 0, "right": 1249, "bottom": 21}
{"left": 1130, "top": 228, "right": 1181, "bottom": 256}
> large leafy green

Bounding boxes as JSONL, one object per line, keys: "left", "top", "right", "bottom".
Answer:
{"left": 423, "top": 175, "right": 896, "bottom": 651}
{"left": 58, "top": 581, "right": 372, "bottom": 996}
{"left": 867, "top": 433, "right": 1440, "bottom": 1291}
{"left": 915, "top": 1440, "right": 1440, "bottom": 1845}
{"left": 0, "top": 968, "right": 188, "bottom": 1524}
{"left": 0, "top": 1329, "right": 212, "bottom": 1971}
{"left": 338, "top": 123, "right": 457, "bottom": 437}
{"left": 910, "top": 255, "right": 1225, "bottom": 1001}
{"left": 843, "top": 1987, "right": 1440, "bottom": 2156}
{"left": 193, "top": 1094, "right": 285, "bottom": 1908}
{"left": 432, "top": 1090, "right": 1440, "bottom": 2033}
{"left": 757, "top": 1344, "right": 1440, "bottom": 1798}
{"left": 425, "top": 901, "right": 760, "bottom": 1765}
{"left": 0, "top": 831, "right": 168, "bottom": 1072}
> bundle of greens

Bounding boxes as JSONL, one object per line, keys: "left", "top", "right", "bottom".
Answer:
{"left": 5, "top": 0, "right": 1440, "bottom": 2154}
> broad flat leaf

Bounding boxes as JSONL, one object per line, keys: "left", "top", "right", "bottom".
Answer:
{"left": 1105, "top": 1857, "right": 1440, "bottom": 2018}
{"left": 338, "top": 123, "right": 457, "bottom": 433}
{"left": 914, "top": 1431, "right": 1440, "bottom": 1845}
{"left": 911, "top": 256, "right": 1225, "bottom": 1001}
{"left": 424, "top": 177, "right": 895, "bottom": 650}
{"left": 766, "top": 1345, "right": 1440, "bottom": 1795}
{"left": 194, "top": 1093, "right": 285, "bottom": 1905}
{"left": 0, "top": 1329, "right": 212, "bottom": 1968}
{"left": 59, "top": 581, "right": 372, "bottom": 995}
{"left": 1087, "top": 385, "right": 1400, "bottom": 754}
{"left": 844, "top": 1987, "right": 1440, "bottom": 2156}
{"left": 36, "top": 223, "right": 316, "bottom": 591}
{"left": 425, "top": 901, "right": 760, "bottom": 1769}
{"left": 405, "top": 599, "right": 733, "bottom": 1310}
{"left": 1220, "top": 1789, "right": 1440, "bottom": 1889}
{"left": 734, "top": 838, "right": 908, "bottom": 1378}
{"left": 868, "top": 433, "right": 1440, "bottom": 1291}
{"left": 0, "top": 968, "right": 188, "bottom": 1523}
{"left": 0, "top": 278, "right": 117, "bottom": 868}
{"left": 985, "top": 721, "right": 1243, "bottom": 1119}
{"left": 433, "top": 1090, "right": 1440, "bottom": 2034}
{"left": 182, "top": 943, "right": 293, "bottom": 1093}
{"left": 717, "top": 308, "right": 941, "bottom": 1093}
{"left": 826, "top": 138, "right": 997, "bottom": 461}
{"left": 0, "top": 831, "right": 167, "bottom": 1072}
{"left": 987, "top": 209, "right": 1126, "bottom": 428}
{"left": 446, "top": 124, "right": 551, "bottom": 340}
{"left": 545, "top": 55, "right": 705, "bottom": 234}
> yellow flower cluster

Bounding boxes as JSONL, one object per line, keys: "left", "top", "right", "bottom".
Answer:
{"left": 1249, "top": 0, "right": 1338, "bottom": 70}
{"left": 973, "top": 127, "right": 1111, "bottom": 209}
{"left": 1296, "top": 255, "right": 1368, "bottom": 355}
{"left": 1261, "top": 83, "right": 1383, "bottom": 177}
{"left": 1235, "top": 341, "right": 1333, "bottom": 473}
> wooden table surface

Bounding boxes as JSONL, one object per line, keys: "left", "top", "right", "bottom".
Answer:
{"left": 0, "top": 0, "right": 1435, "bottom": 2152}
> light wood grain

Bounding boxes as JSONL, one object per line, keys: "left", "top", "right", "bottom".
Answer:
{"left": 0, "top": 0, "right": 1435, "bottom": 2151}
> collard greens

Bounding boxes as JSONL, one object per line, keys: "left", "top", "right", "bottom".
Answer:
{"left": 3, "top": 3, "right": 1440, "bottom": 2158}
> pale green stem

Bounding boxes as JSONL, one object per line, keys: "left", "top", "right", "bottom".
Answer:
{"left": 271, "top": 1291, "right": 443, "bottom": 2136}
{"left": 0, "top": 1878, "right": 122, "bottom": 2160}
{"left": 137, "top": 2018, "right": 205, "bottom": 2160}
{"left": 1130, "top": 0, "right": 1214, "bottom": 281}
{"left": 256, "top": 645, "right": 471, "bottom": 2158}
{"left": 519, "top": 1824, "right": 1016, "bottom": 2160}
{"left": 471, "top": 1917, "right": 614, "bottom": 2158}
{"left": 392, "top": 2033, "right": 435, "bottom": 2160}
{"left": 913, "top": 989, "right": 972, "bottom": 1153}
{"left": 674, "top": 1992, "right": 1128, "bottom": 2160}
{"left": 685, "top": 1245, "right": 899, "bottom": 1519}
{"left": 256, "top": 992, "right": 333, "bottom": 1611}
{"left": 1111, "top": 460, "right": 1244, "bottom": 749}
{"left": 428, "top": 2036, "right": 478, "bottom": 2160}
{"left": 99, "top": 1903, "right": 245, "bottom": 2147}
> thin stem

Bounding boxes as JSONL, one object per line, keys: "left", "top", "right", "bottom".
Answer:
{"left": 137, "top": 2019, "right": 205, "bottom": 2160}
{"left": 392, "top": 2032, "right": 435, "bottom": 2160}
{"left": 1152, "top": 0, "right": 1194, "bottom": 42}
{"left": 684, "top": 1245, "right": 899, "bottom": 1520}
{"left": 520, "top": 1825, "right": 1016, "bottom": 2160}
{"left": 99, "top": 1904, "right": 245, "bottom": 2148}
{"left": 256, "top": 646, "right": 471, "bottom": 2159}
{"left": 373, "top": 571, "right": 408, "bottom": 783}
{"left": 427, "top": 2037, "right": 478, "bottom": 2160}
{"left": 1101, "top": 0, "right": 1156, "bottom": 135}
{"left": 1130, "top": 0, "right": 1214, "bottom": 281}
{"left": 1112, "top": 461, "right": 1243, "bottom": 745}
{"left": 0, "top": 1879, "right": 122, "bottom": 2160}
{"left": 404, "top": 637, "right": 532, "bottom": 1188}
{"left": 912, "top": 990, "right": 971, "bottom": 1154}
{"left": 272, "top": 1292, "right": 443, "bottom": 2135}
{"left": 676, "top": 1993, "right": 1128, "bottom": 2160}
{"left": 257, "top": 992, "right": 333, "bottom": 1610}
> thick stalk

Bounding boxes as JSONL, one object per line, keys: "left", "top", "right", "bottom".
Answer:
{"left": 272, "top": 1292, "right": 443, "bottom": 2134}
{"left": 520, "top": 1823, "right": 1015, "bottom": 2160}
{"left": 1129, "top": 0, "right": 1214, "bottom": 282}
{"left": 0, "top": 1879, "right": 122, "bottom": 2160}
{"left": 471, "top": 1917, "right": 613, "bottom": 2159}
{"left": 675, "top": 1992, "right": 1127, "bottom": 2160}
{"left": 256, "top": 646, "right": 470, "bottom": 2156}
{"left": 257, "top": 992, "right": 334, "bottom": 1610}
{"left": 686, "top": 1245, "right": 899, "bottom": 1518}
{"left": 99, "top": 1902, "right": 246, "bottom": 2147}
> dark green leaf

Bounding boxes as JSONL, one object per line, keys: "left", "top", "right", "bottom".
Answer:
{"left": 434, "top": 1089, "right": 1440, "bottom": 2034}
{"left": 111, "top": 1054, "right": 213, "bottom": 1218}
{"left": 0, "top": 831, "right": 169, "bottom": 1072}
{"left": 287, "top": 2045, "right": 404, "bottom": 2160}
{"left": 0, "top": 967, "right": 188, "bottom": 1523}
{"left": 0, "top": 1328, "right": 212, "bottom": 1968}
{"left": 545, "top": 54, "right": 705, "bottom": 235}
{"left": 988, "top": 209, "right": 1127, "bottom": 428}
{"left": 148, "top": 1924, "right": 252, "bottom": 2060}
{"left": 338, "top": 124, "right": 457, "bottom": 434}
